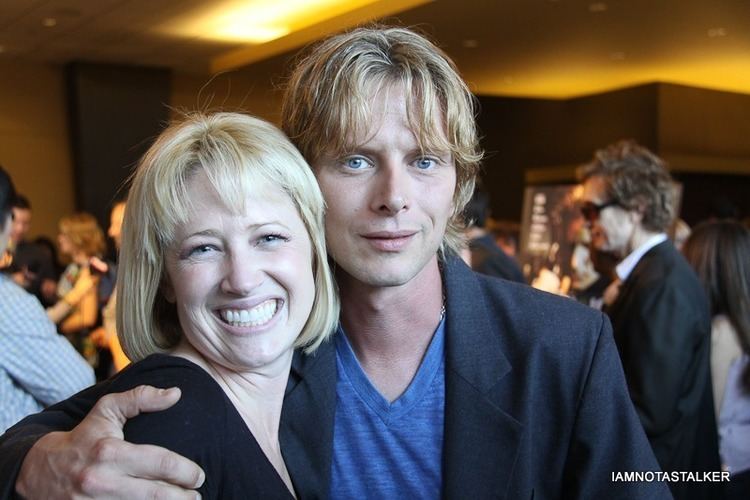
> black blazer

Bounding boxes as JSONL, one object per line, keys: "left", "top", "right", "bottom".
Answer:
{"left": 0, "top": 257, "right": 669, "bottom": 499}
{"left": 281, "top": 257, "right": 668, "bottom": 499}
{"left": 605, "top": 241, "right": 720, "bottom": 499}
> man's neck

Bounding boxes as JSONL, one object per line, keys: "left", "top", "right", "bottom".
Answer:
{"left": 626, "top": 226, "right": 661, "bottom": 256}
{"left": 616, "top": 228, "right": 667, "bottom": 281}
{"left": 337, "top": 255, "right": 445, "bottom": 402}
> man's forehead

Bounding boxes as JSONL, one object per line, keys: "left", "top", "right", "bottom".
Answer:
{"left": 341, "top": 124, "right": 451, "bottom": 158}
{"left": 13, "top": 207, "right": 31, "bottom": 218}
{"left": 582, "top": 175, "right": 609, "bottom": 199}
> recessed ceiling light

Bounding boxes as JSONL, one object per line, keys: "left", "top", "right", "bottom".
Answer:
{"left": 42, "top": 17, "right": 57, "bottom": 27}
{"left": 589, "top": 2, "right": 607, "bottom": 12}
{"left": 707, "top": 27, "right": 727, "bottom": 37}
{"left": 170, "top": 0, "right": 403, "bottom": 44}
{"left": 462, "top": 39, "right": 478, "bottom": 48}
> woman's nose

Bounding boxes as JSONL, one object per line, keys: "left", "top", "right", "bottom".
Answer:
{"left": 220, "top": 254, "right": 263, "bottom": 295}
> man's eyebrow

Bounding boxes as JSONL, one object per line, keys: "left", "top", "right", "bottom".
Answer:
{"left": 341, "top": 145, "right": 378, "bottom": 155}
{"left": 412, "top": 148, "right": 451, "bottom": 156}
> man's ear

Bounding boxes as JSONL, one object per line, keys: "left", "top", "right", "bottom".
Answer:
{"left": 630, "top": 208, "right": 644, "bottom": 223}
{"left": 629, "top": 197, "right": 647, "bottom": 223}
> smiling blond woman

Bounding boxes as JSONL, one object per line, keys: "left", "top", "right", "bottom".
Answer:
{"left": 94, "top": 112, "right": 337, "bottom": 499}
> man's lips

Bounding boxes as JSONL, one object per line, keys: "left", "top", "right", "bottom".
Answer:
{"left": 361, "top": 230, "right": 417, "bottom": 251}
{"left": 362, "top": 230, "right": 417, "bottom": 239}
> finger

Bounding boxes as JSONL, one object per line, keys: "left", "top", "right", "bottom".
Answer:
{"left": 104, "top": 440, "right": 205, "bottom": 489}
{"left": 78, "top": 470, "right": 202, "bottom": 500}
{"left": 93, "top": 386, "right": 182, "bottom": 426}
{"left": 127, "top": 478, "right": 202, "bottom": 500}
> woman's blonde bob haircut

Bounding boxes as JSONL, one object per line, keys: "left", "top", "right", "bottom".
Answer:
{"left": 117, "top": 112, "right": 339, "bottom": 361}
{"left": 282, "top": 25, "right": 483, "bottom": 255}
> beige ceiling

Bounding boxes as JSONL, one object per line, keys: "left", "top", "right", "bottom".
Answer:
{"left": 1, "top": 0, "right": 749, "bottom": 99}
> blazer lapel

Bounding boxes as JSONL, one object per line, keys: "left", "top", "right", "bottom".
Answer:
{"left": 442, "top": 257, "right": 524, "bottom": 499}
{"left": 280, "top": 339, "right": 338, "bottom": 499}
{"left": 605, "top": 241, "right": 669, "bottom": 343}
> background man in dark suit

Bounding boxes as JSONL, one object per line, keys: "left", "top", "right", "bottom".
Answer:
{"left": 3, "top": 29, "right": 669, "bottom": 499}
{"left": 579, "top": 141, "right": 720, "bottom": 500}
{"left": 462, "top": 184, "right": 525, "bottom": 283}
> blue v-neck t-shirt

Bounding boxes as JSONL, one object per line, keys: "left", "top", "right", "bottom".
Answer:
{"left": 330, "top": 318, "right": 446, "bottom": 499}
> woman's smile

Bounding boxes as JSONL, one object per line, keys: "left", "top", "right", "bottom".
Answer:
{"left": 217, "top": 298, "right": 281, "bottom": 329}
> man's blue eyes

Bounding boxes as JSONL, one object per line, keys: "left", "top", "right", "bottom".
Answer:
{"left": 342, "top": 157, "right": 438, "bottom": 169}
{"left": 345, "top": 157, "right": 369, "bottom": 169}
{"left": 415, "top": 158, "right": 436, "bottom": 169}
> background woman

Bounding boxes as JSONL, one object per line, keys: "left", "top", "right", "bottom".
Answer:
{"left": 683, "top": 220, "right": 750, "bottom": 498}
{"left": 102, "top": 112, "right": 338, "bottom": 498}
{"left": 46, "top": 213, "right": 105, "bottom": 361}
{"left": 89, "top": 201, "right": 130, "bottom": 374}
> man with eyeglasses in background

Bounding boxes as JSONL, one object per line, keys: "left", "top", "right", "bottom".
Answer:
{"left": 579, "top": 140, "right": 720, "bottom": 500}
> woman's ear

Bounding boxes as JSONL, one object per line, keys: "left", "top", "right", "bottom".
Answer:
{"left": 161, "top": 276, "right": 176, "bottom": 303}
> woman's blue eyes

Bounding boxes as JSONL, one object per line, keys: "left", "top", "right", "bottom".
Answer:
{"left": 186, "top": 234, "right": 287, "bottom": 257}
{"left": 189, "top": 244, "right": 216, "bottom": 256}
{"left": 260, "top": 234, "right": 288, "bottom": 244}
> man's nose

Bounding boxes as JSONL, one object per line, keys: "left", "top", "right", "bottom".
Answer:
{"left": 371, "top": 163, "right": 409, "bottom": 215}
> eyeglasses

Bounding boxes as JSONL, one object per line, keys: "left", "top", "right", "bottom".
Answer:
{"left": 580, "top": 200, "right": 620, "bottom": 221}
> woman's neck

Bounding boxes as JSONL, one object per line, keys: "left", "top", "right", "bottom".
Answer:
{"left": 72, "top": 252, "right": 89, "bottom": 267}
{"left": 170, "top": 341, "right": 296, "bottom": 497}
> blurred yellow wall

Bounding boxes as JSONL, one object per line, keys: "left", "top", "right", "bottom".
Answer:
{"left": 0, "top": 61, "right": 75, "bottom": 242}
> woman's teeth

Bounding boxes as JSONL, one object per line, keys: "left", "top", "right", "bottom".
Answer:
{"left": 220, "top": 300, "right": 277, "bottom": 327}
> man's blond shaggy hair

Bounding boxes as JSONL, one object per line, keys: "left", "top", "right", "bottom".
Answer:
{"left": 282, "top": 25, "right": 483, "bottom": 255}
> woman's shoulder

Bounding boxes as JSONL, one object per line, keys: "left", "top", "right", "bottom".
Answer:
{"left": 110, "top": 355, "right": 230, "bottom": 485}
{"left": 712, "top": 315, "right": 744, "bottom": 362}
{"left": 107, "top": 354, "right": 291, "bottom": 499}
{"left": 108, "top": 354, "right": 232, "bottom": 439}
{"left": 109, "top": 354, "right": 225, "bottom": 410}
